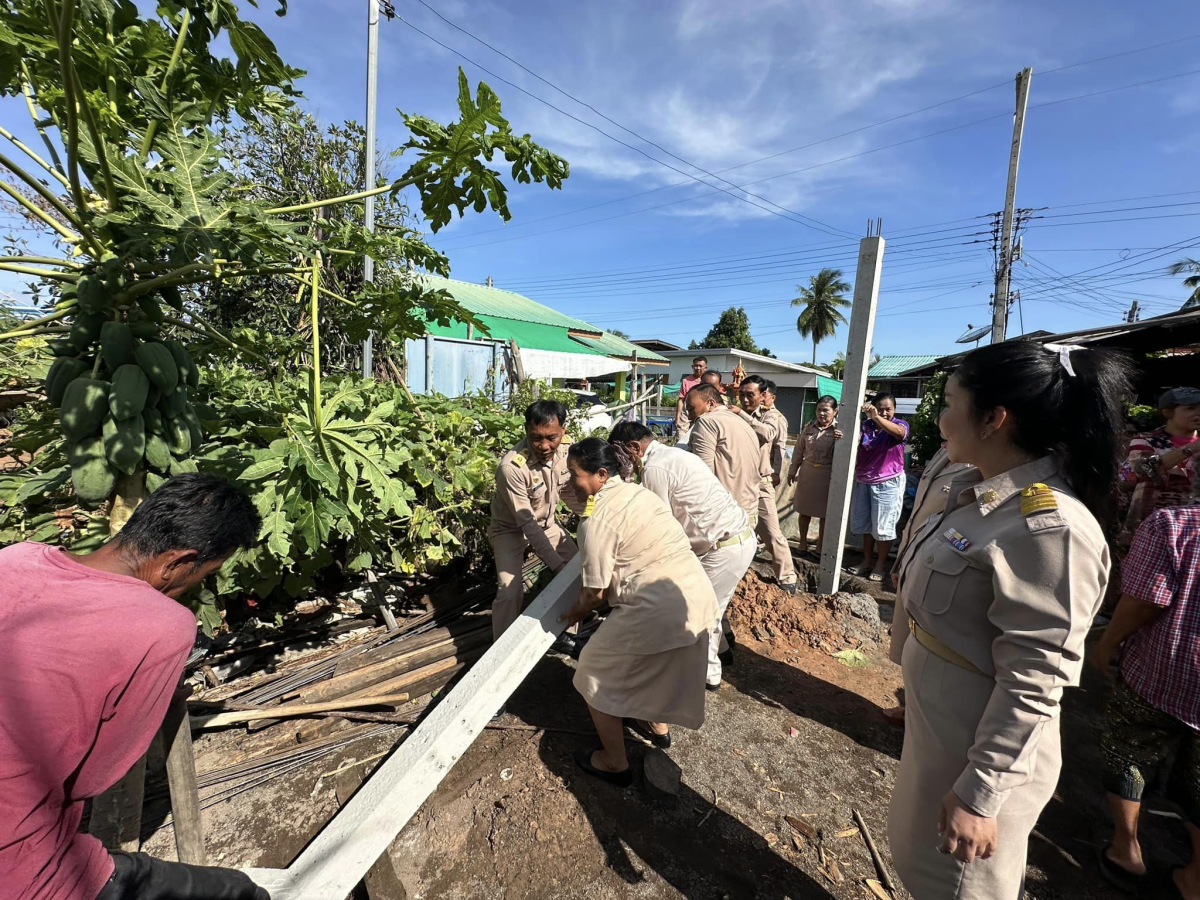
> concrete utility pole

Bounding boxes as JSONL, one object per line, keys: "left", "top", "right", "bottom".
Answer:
{"left": 819, "top": 222, "right": 885, "bottom": 595}
{"left": 991, "top": 67, "right": 1032, "bottom": 344}
{"left": 360, "top": 0, "right": 381, "bottom": 378}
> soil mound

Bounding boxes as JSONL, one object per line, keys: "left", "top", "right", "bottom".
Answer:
{"left": 727, "top": 570, "right": 885, "bottom": 654}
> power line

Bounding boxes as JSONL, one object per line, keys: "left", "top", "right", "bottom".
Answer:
{"left": 398, "top": 15, "right": 853, "bottom": 238}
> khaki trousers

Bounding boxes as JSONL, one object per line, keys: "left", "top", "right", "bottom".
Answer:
{"left": 489, "top": 525, "right": 577, "bottom": 641}
{"left": 755, "top": 480, "right": 796, "bottom": 586}
{"left": 700, "top": 536, "right": 757, "bottom": 685}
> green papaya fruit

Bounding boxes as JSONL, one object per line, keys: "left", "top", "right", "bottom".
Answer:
{"left": 136, "top": 294, "right": 165, "bottom": 324}
{"left": 60, "top": 378, "right": 110, "bottom": 440}
{"left": 47, "top": 338, "right": 78, "bottom": 357}
{"left": 102, "top": 413, "right": 145, "bottom": 476}
{"left": 144, "top": 408, "right": 164, "bottom": 435}
{"left": 169, "top": 457, "right": 198, "bottom": 476}
{"left": 160, "top": 285, "right": 183, "bottom": 312}
{"left": 129, "top": 320, "right": 160, "bottom": 340}
{"left": 67, "top": 434, "right": 104, "bottom": 469}
{"left": 68, "top": 310, "right": 107, "bottom": 352}
{"left": 146, "top": 384, "right": 162, "bottom": 409}
{"left": 145, "top": 471, "right": 166, "bottom": 492}
{"left": 46, "top": 357, "right": 88, "bottom": 406}
{"left": 164, "top": 341, "right": 194, "bottom": 389}
{"left": 134, "top": 341, "right": 179, "bottom": 394}
{"left": 100, "top": 321, "right": 136, "bottom": 369}
{"left": 159, "top": 386, "right": 188, "bottom": 418}
{"left": 166, "top": 416, "right": 192, "bottom": 456}
{"left": 144, "top": 433, "right": 172, "bottom": 471}
{"left": 181, "top": 403, "right": 203, "bottom": 451}
{"left": 75, "top": 274, "right": 109, "bottom": 314}
{"left": 109, "top": 364, "right": 150, "bottom": 419}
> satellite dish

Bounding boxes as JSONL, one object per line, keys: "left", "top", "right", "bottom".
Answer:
{"left": 956, "top": 323, "right": 993, "bottom": 344}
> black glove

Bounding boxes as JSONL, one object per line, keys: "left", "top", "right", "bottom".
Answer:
{"left": 95, "top": 851, "right": 270, "bottom": 900}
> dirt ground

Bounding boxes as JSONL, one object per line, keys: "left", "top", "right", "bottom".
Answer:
{"left": 142, "top": 560, "right": 1190, "bottom": 900}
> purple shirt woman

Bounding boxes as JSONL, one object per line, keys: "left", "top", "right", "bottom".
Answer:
{"left": 846, "top": 393, "right": 909, "bottom": 581}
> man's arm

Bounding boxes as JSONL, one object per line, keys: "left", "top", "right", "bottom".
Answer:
{"left": 731, "top": 406, "right": 774, "bottom": 445}
{"left": 1092, "top": 594, "right": 1164, "bottom": 670}
{"left": 872, "top": 414, "right": 907, "bottom": 441}
{"left": 496, "top": 466, "right": 566, "bottom": 571}
{"left": 1093, "top": 511, "right": 1175, "bottom": 668}
{"left": 688, "top": 418, "right": 717, "bottom": 472}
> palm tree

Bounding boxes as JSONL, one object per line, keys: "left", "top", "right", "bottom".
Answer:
{"left": 792, "top": 268, "right": 852, "bottom": 364}
{"left": 1168, "top": 258, "right": 1200, "bottom": 309}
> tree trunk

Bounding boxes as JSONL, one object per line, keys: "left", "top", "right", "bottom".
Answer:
{"left": 812, "top": 338, "right": 817, "bottom": 366}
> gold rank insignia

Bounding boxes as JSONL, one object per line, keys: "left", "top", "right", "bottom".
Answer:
{"left": 511, "top": 453, "right": 526, "bottom": 467}
{"left": 980, "top": 489, "right": 1000, "bottom": 504}
{"left": 582, "top": 495, "right": 595, "bottom": 518}
{"left": 1020, "top": 483, "right": 1057, "bottom": 515}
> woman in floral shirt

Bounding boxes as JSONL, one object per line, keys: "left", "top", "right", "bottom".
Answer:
{"left": 1118, "top": 387, "right": 1200, "bottom": 549}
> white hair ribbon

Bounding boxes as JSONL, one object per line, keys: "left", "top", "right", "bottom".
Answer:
{"left": 1043, "top": 342, "right": 1085, "bottom": 377}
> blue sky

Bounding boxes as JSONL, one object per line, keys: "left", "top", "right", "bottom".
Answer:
{"left": 5, "top": 0, "right": 1200, "bottom": 365}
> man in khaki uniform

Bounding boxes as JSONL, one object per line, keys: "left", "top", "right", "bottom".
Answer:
{"left": 732, "top": 376, "right": 798, "bottom": 592}
{"left": 889, "top": 455, "right": 1109, "bottom": 899}
{"left": 489, "top": 400, "right": 587, "bottom": 641}
{"left": 762, "top": 381, "right": 789, "bottom": 488}
{"left": 684, "top": 383, "right": 761, "bottom": 519}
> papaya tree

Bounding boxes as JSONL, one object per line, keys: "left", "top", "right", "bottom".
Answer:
{"left": 0, "top": 0, "right": 569, "bottom": 536}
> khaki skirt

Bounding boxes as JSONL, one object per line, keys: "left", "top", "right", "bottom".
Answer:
{"left": 573, "top": 624, "right": 710, "bottom": 730}
{"left": 792, "top": 461, "right": 833, "bottom": 518}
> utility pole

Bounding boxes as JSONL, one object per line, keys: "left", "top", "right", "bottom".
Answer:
{"left": 819, "top": 220, "right": 885, "bottom": 594}
{"left": 1125, "top": 300, "right": 1140, "bottom": 323}
{"left": 991, "top": 67, "right": 1032, "bottom": 345}
{"left": 360, "top": 0, "right": 380, "bottom": 378}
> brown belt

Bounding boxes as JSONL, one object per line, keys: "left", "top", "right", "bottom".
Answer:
{"left": 908, "top": 617, "right": 985, "bottom": 675}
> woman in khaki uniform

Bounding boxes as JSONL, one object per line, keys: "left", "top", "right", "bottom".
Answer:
{"left": 560, "top": 438, "right": 718, "bottom": 787}
{"left": 786, "top": 395, "right": 842, "bottom": 557}
{"left": 889, "top": 341, "right": 1133, "bottom": 899}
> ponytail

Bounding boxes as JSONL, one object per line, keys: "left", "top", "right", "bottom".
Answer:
{"left": 954, "top": 341, "right": 1136, "bottom": 529}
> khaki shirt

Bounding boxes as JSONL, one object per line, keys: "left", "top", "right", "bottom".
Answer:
{"left": 640, "top": 440, "right": 750, "bottom": 556}
{"left": 489, "top": 438, "right": 586, "bottom": 570}
{"left": 579, "top": 478, "right": 718, "bottom": 654}
{"left": 743, "top": 406, "right": 784, "bottom": 479}
{"left": 687, "top": 405, "right": 762, "bottom": 517}
{"left": 896, "top": 455, "right": 1110, "bottom": 818}
{"left": 788, "top": 419, "right": 838, "bottom": 478}
{"left": 889, "top": 447, "right": 975, "bottom": 662}
{"left": 765, "top": 406, "right": 789, "bottom": 480}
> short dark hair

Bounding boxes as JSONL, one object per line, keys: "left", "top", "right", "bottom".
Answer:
{"left": 567, "top": 437, "right": 621, "bottom": 475}
{"left": 525, "top": 399, "right": 568, "bottom": 428}
{"left": 692, "top": 356, "right": 707, "bottom": 365}
{"left": 763, "top": 380, "right": 778, "bottom": 397}
{"left": 610, "top": 421, "right": 653, "bottom": 444}
{"left": 740, "top": 374, "right": 768, "bottom": 392}
{"left": 816, "top": 394, "right": 839, "bottom": 409}
{"left": 701, "top": 369, "right": 722, "bottom": 382}
{"left": 689, "top": 382, "right": 722, "bottom": 404}
{"left": 872, "top": 392, "right": 896, "bottom": 407}
{"left": 115, "top": 473, "right": 261, "bottom": 565}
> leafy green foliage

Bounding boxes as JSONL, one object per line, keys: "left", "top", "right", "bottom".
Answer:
{"left": 909, "top": 370, "right": 948, "bottom": 465}
{"left": 688, "top": 306, "right": 773, "bottom": 356}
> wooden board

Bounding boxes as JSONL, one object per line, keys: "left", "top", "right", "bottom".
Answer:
{"left": 242, "top": 557, "right": 581, "bottom": 900}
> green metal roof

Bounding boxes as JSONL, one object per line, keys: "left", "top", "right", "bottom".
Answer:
{"left": 425, "top": 276, "right": 599, "bottom": 332}
{"left": 868, "top": 355, "right": 940, "bottom": 378}
{"left": 570, "top": 332, "right": 669, "bottom": 364}
{"left": 424, "top": 314, "right": 610, "bottom": 356}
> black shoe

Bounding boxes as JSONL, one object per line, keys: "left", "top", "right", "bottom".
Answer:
{"left": 573, "top": 747, "right": 633, "bottom": 787}
{"left": 718, "top": 646, "right": 734, "bottom": 668}
{"left": 623, "top": 717, "right": 672, "bottom": 749}
{"left": 706, "top": 681, "right": 721, "bottom": 692}
{"left": 781, "top": 582, "right": 797, "bottom": 595}
{"left": 549, "top": 633, "right": 578, "bottom": 656}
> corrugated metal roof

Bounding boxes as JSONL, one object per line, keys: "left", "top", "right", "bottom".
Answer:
{"left": 425, "top": 276, "right": 599, "bottom": 332}
{"left": 425, "top": 315, "right": 610, "bottom": 356}
{"left": 868, "top": 355, "right": 940, "bottom": 378}
{"left": 571, "top": 332, "right": 669, "bottom": 364}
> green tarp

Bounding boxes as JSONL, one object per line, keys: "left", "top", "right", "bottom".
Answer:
{"left": 816, "top": 375, "right": 843, "bottom": 402}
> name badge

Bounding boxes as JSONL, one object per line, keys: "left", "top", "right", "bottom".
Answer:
{"left": 943, "top": 527, "right": 971, "bottom": 552}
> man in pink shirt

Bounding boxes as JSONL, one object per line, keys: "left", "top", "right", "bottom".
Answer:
{"left": 1, "top": 474, "right": 267, "bottom": 900}
{"left": 673, "top": 355, "right": 708, "bottom": 440}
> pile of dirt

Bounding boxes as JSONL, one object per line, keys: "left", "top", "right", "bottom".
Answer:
{"left": 727, "top": 570, "right": 885, "bottom": 654}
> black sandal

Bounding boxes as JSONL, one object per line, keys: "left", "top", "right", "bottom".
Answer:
{"left": 623, "top": 717, "right": 672, "bottom": 749}
{"left": 573, "top": 747, "right": 633, "bottom": 787}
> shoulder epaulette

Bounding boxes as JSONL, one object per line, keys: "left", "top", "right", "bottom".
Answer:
{"left": 1019, "top": 482, "right": 1057, "bottom": 516}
